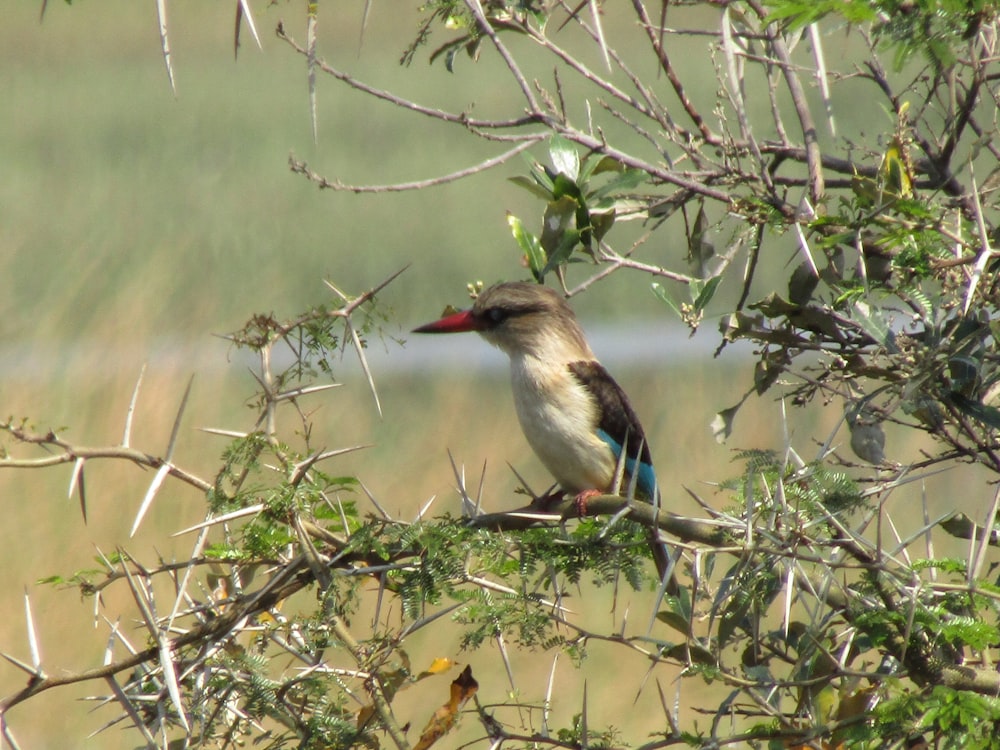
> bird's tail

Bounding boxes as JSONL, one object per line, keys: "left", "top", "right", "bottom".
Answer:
{"left": 648, "top": 528, "right": 680, "bottom": 596}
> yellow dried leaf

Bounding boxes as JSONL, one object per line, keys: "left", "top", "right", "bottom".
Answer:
{"left": 418, "top": 657, "right": 456, "bottom": 678}
{"left": 413, "top": 665, "right": 478, "bottom": 750}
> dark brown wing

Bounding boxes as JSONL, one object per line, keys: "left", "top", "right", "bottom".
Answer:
{"left": 567, "top": 360, "right": 655, "bottom": 494}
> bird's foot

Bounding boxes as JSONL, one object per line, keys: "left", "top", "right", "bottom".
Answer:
{"left": 573, "top": 488, "right": 602, "bottom": 516}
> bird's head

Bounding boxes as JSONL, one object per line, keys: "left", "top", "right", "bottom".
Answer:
{"left": 413, "top": 282, "right": 592, "bottom": 359}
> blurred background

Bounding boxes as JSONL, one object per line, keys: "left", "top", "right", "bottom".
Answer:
{"left": 0, "top": 2, "right": 974, "bottom": 745}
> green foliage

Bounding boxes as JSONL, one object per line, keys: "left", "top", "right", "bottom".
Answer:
{"left": 556, "top": 713, "right": 623, "bottom": 749}
{"left": 207, "top": 646, "right": 368, "bottom": 750}
{"left": 920, "top": 686, "right": 1000, "bottom": 749}
{"left": 403, "top": 0, "right": 547, "bottom": 70}
{"left": 722, "top": 450, "right": 865, "bottom": 517}
{"left": 692, "top": 445, "right": 1000, "bottom": 749}
{"left": 765, "top": 0, "right": 999, "bottom": 69}
{"left": 241, "top": 518, "right": 297, "bottom": 558}
{"left": 508, "top": 135, "right": 648, "bottom": 282}
{"left": 871, "top": 686, "right": 1000, "bottom": 749}
{"left": 455, "top": 587, "right": 558, "bottom": 650}
{"left": 516, "top": 520, "right": 651, "bottom": 590}
{"left": 653, "top": 275, "right": 723, "bottom": 331}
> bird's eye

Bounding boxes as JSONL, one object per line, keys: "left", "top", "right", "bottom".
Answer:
{"left": 486, "top": 308, "right": 508, "bottom": 324}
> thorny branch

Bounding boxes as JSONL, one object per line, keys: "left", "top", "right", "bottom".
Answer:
{"left": 0, "top": 271, "right": 412, "bottom": 745}
{"left": 465, "top": 472, "right": 1000, "bottom": 698}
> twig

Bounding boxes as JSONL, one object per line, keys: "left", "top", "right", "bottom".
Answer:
{"left": 0, "top": 425, "right": 212, "bottom": 494}
{"left": 276, "top": 22, "right": 538, "bottom": 131}
{"left": 746, "top": 0, "right": 824, "bottom": 202}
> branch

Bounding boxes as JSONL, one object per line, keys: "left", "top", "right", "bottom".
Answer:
{"left": 522, "top": 17, "right": 676, "bottom": 136}
{"left": 328, "top": 612, "right": 411, "bottom": 750}
{"left": 746, "top": 0, "right": 824, "bottom": 202}
{"left": 566, "top": 126, "right": 734, "bottom": 203}
{"left": 462, "top": 0, "right": 544, "bottom": 118}
{"left": 468, "top": 493, "right": 732, "bottom": 547}
{"left": 275, "top": 22, "right": 540, "bottom": 131}
{"left": 0, "top": 425, "right": 212, "bottom": 494}
{"left": 0, "top": 556, "right": 315, "bottom": 714}
{"left": 471, "top": 489, "right": 1000, "bottom": 699}
{"left": 630, "top": 0, "right": 716, "bottom": 142}
{"left": 287, "top": 139, "right": 543, "bottom": 193}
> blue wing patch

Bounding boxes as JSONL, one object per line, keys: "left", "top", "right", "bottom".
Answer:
{"left": 568, "top": 360, "right": 658, "bottom": 501}
{"left": 596, "top": 428, "right": 658, "bottom": 499}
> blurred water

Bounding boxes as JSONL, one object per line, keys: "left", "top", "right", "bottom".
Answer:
{"left": 394, "top": 320, "right": 749, "bottom": 375}
{"left": 0, "top": 321, "right": 750, "bottom": 383}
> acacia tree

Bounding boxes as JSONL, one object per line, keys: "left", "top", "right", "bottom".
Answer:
{"left": 3, "top": 1, "right": 1000, "bottom": 748}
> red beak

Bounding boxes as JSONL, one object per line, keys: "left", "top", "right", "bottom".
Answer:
{"left": 412, "top": 309, "right": 481, "bottom": 334}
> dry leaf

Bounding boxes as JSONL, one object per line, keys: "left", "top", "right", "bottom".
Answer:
{"left": 418, "top": 657, "right": 456, "bottom": 678}
{"left": 413, "top": 665, "right": 478, "bottom": 750}
{"left": 356, "top": 654, "right": 456, "bottom": 728}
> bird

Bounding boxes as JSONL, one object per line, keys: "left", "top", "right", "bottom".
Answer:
{"left": 413, "top": 281, "right": 678, "bottom": 591}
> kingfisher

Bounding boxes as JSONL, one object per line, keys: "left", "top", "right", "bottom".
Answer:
{"left": 413, "top": 281, "right": 677, "bottom": 589}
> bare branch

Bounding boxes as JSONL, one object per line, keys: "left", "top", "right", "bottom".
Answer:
{"left": 462, "top": 0, "right": 543, "bottom": 118}
{"left": 0, "top": 425, "right": 213, "bottom": 494}
{"left": 276, "top": 22, "right": 539, "bottom": 131}
{"left": 746, "top": 0, "right": 824, "bottom": 202}
{"left": 288, "top": 138, "right": 541, "bottom": 193}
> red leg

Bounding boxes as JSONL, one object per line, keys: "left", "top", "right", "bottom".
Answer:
{"left": 574, "top": 488, "right": 602, "bottom": 516}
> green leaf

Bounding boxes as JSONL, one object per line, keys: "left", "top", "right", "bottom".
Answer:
{"left": 551, "top": 173, "right": 582, "bottom": 201}
{"left": 579, "top": 154, "right": 622, "bottom": 183}
{"left": 548, "top": 134, "right": 580, "bottom": 181}
{"left": 574, "top": 195, "right": 594, "bottom": 250}
{"left": 940, "top": 616, "right": 1000, "bottom": 651}
{"left": 516, "top": 152, "right": 557, "bottom": 195}
{"left": 530, "top": 163, "right": 556, "bottom": 194}
{"left": 852, "top": 300, "right": 898, "bottom": 351}
{"left": 508, "top": 174, "right": 555, "bottom": 200}
{"left": 507, "top": 212, "right": 546, "bottom": 282}
{"left": 540, "top": 195, "right": 578, "bottom": 254}
{"left": 656, "top": 589, "right": 692, "bottom": 635}
{"left": 717, "top": 592, "right": 752, "bottom": 649}
{"left": 948, "top": 392, "right": 1000, "bottom": 430}
{"left": 718, "top": 311, "right": 765, "bottom": 342}
{"left": 754, "top": 349, "right": 789, "bottom": 396}
{"left": 948, "top": 355, "right": 981, "bottom": 397}
{"left": 788, "top": 261, "right": 819, "bottom": 305}
{"left": 879, "top": 135, "right": 913, "bottom": 199}
{"left": 763, "top": 1, "right": 826, "bottom": 28}
{"left": 590, "top": 154, "right": 625, "bottom": 175}
{"left": 588, "top": 168, "right": 647, "bottom": 201}
{"left": 541, "top": 229, "right": 581, "bottom": 277}
{"left": 444, "top": 44, "right": 460, "bottom": 73}
{"left": 651, "top": 282, "right": 683, "bottom": 319}
{"left": 693, "top": 275, "right": 722, "bottom": 311}
{"left": 590, "top": 208, "right": 615, "bottom": 243}
{"left": 749, "top": 292, "right": 801, "bottom": 318}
